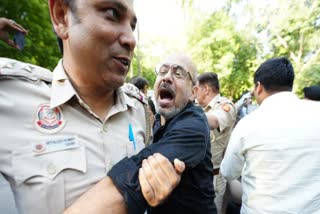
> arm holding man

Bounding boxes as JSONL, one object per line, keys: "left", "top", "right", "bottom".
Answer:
{"left": 0, "top": 0, "right": 184, "bottom": 213}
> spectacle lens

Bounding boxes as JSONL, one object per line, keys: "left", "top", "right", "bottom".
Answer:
{"left": 156, "top": 64, "right": 188, "bottom": 80}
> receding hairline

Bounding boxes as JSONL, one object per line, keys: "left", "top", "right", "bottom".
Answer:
{"left": 160, "top": 53, "right": 198, "bottom": 82}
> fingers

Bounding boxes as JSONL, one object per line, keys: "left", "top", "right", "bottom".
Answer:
{"left": 139, "top": 168, "right": 155, "bottom": 205}
{"left": 139, "top": 153, "right": 185, "bottom": 207}
{"left": 10, "top": 21, "right": 28, "bottom": 35}
{"left": 153, "top": 153, "right": 176, "bottom": 179}
{"left": 152, "top": 154, "right": 182, "bottom": 189}
{"left": 0, "top": 17, "right": 28, "bottom": 37}
{"left": 0, "top": 32, "right": 19, "bottom": 49}
{"left": 173, "top": 158, "right": 186, "bottom": 174}
{"left": 139, "top": 158, "right": 161, "bottom": 207}
{"left": 6, "top": 39, "right": 19, "bottom": 49}
{"left": 0, "top": 18, "right": 27, "bottom": 49}
{"left": 143, "top": 156, "right": 169, "bottom": 204}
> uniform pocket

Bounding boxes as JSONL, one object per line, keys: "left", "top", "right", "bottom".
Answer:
{"left": 13, "top": 136, "right": 86, "bottom": 184}
{"left": 11, "top": 135, "right": 87, "bottom": 214}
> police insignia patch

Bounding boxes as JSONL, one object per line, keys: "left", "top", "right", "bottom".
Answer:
{"left": 222, "top": 103, "right": 230, "bottom": 112}
{"left": 34, "top": 104, "right": 66, "bottom": 134}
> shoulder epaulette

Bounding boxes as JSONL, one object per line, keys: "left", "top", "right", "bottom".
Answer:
{"left": 121, "top": 83, "right": 152, "bottom": 145}
{"left": 121, "top": 83, "right": 148, "bottom": 105}
{"left": 0, "top": 57, "right": 52, "bottom": 82}
{"left": 217, "top": 96, "right": 234, "bottom": 105}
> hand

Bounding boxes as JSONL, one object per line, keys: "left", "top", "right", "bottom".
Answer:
{"left": 0, "top": 17, "right": 28, "bottom": 49}
{"left": 138, "top": 153, "right": 185, "bottom": 207}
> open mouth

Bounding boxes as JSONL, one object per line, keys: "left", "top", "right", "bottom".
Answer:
{"left": 158, "top": 84, "right": 175, "bottom": 107}
{"left": 160, "top": 88, "right": 174, "bottom": 100}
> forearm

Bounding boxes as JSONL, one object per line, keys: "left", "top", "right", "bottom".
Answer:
{"left": 220, "top": 144, "right": 243, "bottom": 180}
{"left": 64, "top": 177, "right": 126, "bottom": 214}
{"left": 206, "top": 112, "right": 219, "bottom": 130}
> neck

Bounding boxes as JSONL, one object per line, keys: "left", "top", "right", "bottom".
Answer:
{"left": 65, "top": 67, "right": 115, "bottom": 121}
{"left": 203, "top": 92, "right": 219, "bottom": 107}
{"left": 78, "top": 87, "right": 115, "bottom": 120}
{"left": 160, "top": 116, "right": 166, "bottom": 126}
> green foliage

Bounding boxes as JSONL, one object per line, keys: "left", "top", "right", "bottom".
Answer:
{"left": 295, "top": 62, "right": 320, "bottom": 97}
{"left": 182, "top": 0, "right": 320, "bottom": 99}
{"left": 0, "top": 0, "right": 61, "bottom": 70}
{"left": 3, "top": 0, "right": 316, "bottom": 96}
{"left": 188, "top": 11, "right": 258, "bottom": 100}
{"left": 240, "top": 0, "right": 320, "bottom": 93}
{"left": 127, "top": 55, "right": 157, "bottom": 89}
{"left": 127, "top": 48, "right": 157, "bottom": 89}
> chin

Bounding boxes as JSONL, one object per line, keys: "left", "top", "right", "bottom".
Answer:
{"left": 158, "top": 107, "right": 181, "bottom": 120}
{"left": 103, "top": 75, "right": 126, "bottom": 89}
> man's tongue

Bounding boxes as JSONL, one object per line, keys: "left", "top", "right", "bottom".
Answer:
{"left": 159, "top": 89, "right": 174, "bottom": 107}
{"left": 159, "top": 97, "right": 173, "bottom": 107}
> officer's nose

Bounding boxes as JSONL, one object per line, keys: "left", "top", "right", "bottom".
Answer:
{"left": 119, "top": 24, "right": 136, "bottom": 52}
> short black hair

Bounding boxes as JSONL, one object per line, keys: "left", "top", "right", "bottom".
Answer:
{"left": 129, "top": 76, "right": 149, "bottom": 91}
{"left": 197, "top": 72, "right": 220, "bottom": 92}
{"left": 254, "top": 57, "right": 294, "bottom": 92}
{"left": 303, "top": 86, "right": 320, "bottom": 101}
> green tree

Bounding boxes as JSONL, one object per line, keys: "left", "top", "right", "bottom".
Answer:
{"left": 188, "top": 11, "right": 258, "bottom": 100}
{"left": 233, "top": 0, "right": 320, "bottom": 94}
{"left": 0, "top": 0, "right": 61, "bottom": 70}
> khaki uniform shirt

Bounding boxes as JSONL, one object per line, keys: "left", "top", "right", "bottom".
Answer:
{"left": 0, "top": 58, "right": 147, "bottom": 214}
{"left": 204, "top": 94, "right": 236, "bottom": 169}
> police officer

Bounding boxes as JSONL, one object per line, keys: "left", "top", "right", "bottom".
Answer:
{"left": 0, "top": 0, "right": 184, "bottom": 213}
{"left": 195, "top": 72, "right": 237, "bottom": 214}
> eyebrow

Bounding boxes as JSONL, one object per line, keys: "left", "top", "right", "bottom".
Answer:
{"left": 111, "top": 0, "right": 137, "bottom": 25}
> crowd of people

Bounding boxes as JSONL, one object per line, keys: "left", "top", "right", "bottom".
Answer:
{"left": 1, "top": 0, "right": 320, "bottom": 213}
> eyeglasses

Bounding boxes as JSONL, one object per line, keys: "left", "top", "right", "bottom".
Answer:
{"left": 155, "top": 63, "right": 193, "bottom": 83}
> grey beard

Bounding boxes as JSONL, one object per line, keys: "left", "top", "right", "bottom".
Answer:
{"left": 158, "top": 107, "right": 182, "bottom": 121}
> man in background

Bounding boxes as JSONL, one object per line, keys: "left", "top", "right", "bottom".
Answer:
{"left": 195, "top": 72, "right": 237, "bottom": 214}
{"left": 221, "top": 57, "right": 320, "bottom": 213}
{"left": 129, "top": 76, "right": 150, "bottom": 96}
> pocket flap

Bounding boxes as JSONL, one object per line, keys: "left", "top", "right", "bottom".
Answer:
{"left": 13, "top": 136, "right": 86, "bottom": 184}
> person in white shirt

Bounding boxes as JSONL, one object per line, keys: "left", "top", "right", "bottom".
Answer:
{"left": 221, "top": 57, "right": 320, "bottom": 214}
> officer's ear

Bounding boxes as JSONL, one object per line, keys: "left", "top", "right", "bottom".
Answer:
{"left": 48, "top": 0, "right": 70, "bottom": 40}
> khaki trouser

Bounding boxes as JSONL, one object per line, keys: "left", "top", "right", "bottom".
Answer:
{"left": 214, "top": 174, "right": 227, "bottom": 214}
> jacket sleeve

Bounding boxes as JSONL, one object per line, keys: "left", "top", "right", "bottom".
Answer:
{"left": 107, "top": 108, "right": 210, "bottom": 213}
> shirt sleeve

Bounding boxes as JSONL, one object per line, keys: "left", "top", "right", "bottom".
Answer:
{"left": 220, "top": 122, "right": 245, "bottom": 180}
{"left": 211, "top": 102, "right": 236, "bottom": 132}
{"left": 107, "top": 108, "right": 210, "bottom": 214}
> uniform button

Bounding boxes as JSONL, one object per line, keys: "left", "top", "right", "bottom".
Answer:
{"left": 47, "top": 163, "right": 57, "bottom": 175}
{"left": 103, "top": 125, "right": 108, "bottom": 132}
